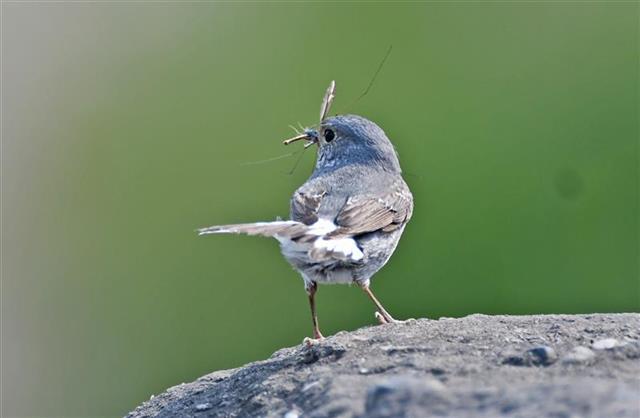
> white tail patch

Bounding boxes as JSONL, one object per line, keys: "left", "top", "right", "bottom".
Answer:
{"left": 312, "top": 237, "right": 364, "bottom": 262}
{"left": 308, "top": 219, "right": 338, "bottom": 236}
{"left": 307, "top": 219, "right": 363, "bottom": 261}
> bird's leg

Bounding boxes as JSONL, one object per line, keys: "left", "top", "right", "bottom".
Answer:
{"left": 359, "top": 282, "right": 399, "bottom": 324}
{"left": 306, "top": 281, "right": 324, "bottom": 341}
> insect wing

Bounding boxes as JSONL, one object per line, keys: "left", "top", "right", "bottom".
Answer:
{"left": 319, "top": 80, "right": 336, "bottom": 122}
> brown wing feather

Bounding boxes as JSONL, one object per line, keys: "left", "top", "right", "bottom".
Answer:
{"left": 333, "top": 188, "right": 413, "bottom": 236}
{"left": 291, "top": 191, "right": 326, "bottom": 225}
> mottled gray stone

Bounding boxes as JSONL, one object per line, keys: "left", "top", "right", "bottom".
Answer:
{"left": 126, "top": 313, "right": 640, "bottom": 418}
{"left": 592, "top": 338, "right": 620, "bottom": 350}
{"left": 562, "top": 346, "right": 596, "bottom": 365}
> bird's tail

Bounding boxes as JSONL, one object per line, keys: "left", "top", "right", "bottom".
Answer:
{"left": 198, "top": 219, "right": 365, "bottom": 262}
{"left": 197, "top": 220, "right": 309, "bottom": 240}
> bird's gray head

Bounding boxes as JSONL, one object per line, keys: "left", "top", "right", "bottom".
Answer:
{"left": 282, "top": 81, "right": 401, "bottom": 175}
{"left": 307, "top": 114, "right": 401, "bottom": 174}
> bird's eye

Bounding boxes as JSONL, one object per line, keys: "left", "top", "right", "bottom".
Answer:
{"left": 324, "top": 128, "right": 335, "bottom": 142}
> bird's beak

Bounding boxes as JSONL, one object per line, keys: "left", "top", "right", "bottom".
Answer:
{"left": 283, "top": 129, "right": 319, "bottom": 148}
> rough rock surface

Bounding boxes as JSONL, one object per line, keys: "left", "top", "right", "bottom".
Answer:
{"left": 127, "top": 314, "right": 640, "bottom": 418}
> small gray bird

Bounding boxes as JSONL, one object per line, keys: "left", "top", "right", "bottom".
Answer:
{"left": 199, "top": 81, "right": 413, "bottom": 340}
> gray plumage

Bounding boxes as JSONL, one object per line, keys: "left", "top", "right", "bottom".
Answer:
{"left": 199, "top": 114, "right": 413, "bottom": 288}
{"left": 199, "top": 83, "right": 413, "bottom": 336}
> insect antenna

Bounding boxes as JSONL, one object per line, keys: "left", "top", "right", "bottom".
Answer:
{"left": 240, "top": 150, "right": 301, "bottom": 167}
{"left": 287, "top": 145, "right": 310, "bottom": 175}
{"left": 339, "top": 45, "right": 393, "bottom": 115}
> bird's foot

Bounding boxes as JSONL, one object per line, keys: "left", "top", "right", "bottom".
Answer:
{"left": 374, "top": 311, "right": 397, "bottom": 324}
{"left": 303, "top": 328, "right": 325, "bottom": 346}
{"left": 374, "top": 311, "right": 415, "bottom": 325}
{"left": 303, "top": 336, "right": 325, "bottom": 346}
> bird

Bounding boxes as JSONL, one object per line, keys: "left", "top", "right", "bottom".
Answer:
{"left": 198, "top": 81, "right": 413, "bottom": 341}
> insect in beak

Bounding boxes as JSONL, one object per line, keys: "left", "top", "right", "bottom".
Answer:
{"left": 282, "top": 80, "right": 336, "bottom": 148}
{"left": 283, "top": 133, "right": 308, "bottom": 145}
{"left": 283, "top": 129, "right": 318, "bottom": 148}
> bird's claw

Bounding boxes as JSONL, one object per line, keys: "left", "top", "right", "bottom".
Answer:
{"left": 375, "top": 311, "right": 389, "bottom": 324}
{"left": 303, "top": 336, "right": 325, "bottom": 346}
{"left": 374, "top": 311, "right": 414, "bottom": 325}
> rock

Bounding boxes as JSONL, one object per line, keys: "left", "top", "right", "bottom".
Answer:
{"left": 562, "top": 346, "right": 596, "bottom": 364}
{"left": 501, "top": 345, "right": 557, "bottom": 367}
{"left": 126, "top": 313, "right": 640, "bottom": 418}
{"left": 283, "top": 408, "right": 301, "bottom": 418}
{"left": 301, "top": 342, "right": 347, "bottom": 364}
{"left": 194, "top": 403, "right": 211, "bottom": 411}
{"left": 592, "top": 338, "right": 620, "bottom": 350}
{"left": 501, "top": 351, "right": 527, "bottom": 366}
{"left": 526, "top": 345, "right": 558, "bottom": 366}
{"left": 363, "top": 377, "right": 449, "bottom": 418}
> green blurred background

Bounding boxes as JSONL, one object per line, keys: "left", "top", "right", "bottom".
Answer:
{"left": 2, "top": 2, "right": 638, "bottom": 417}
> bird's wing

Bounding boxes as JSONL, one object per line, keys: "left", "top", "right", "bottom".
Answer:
{"left": 291, "top": 190, "right": 326, "bottom": 225}
{"left": 199, "top": 184, "right": 411, "bottom": 263}
{"left": 332, "top": 185, "right": 413, "bottom": 237}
